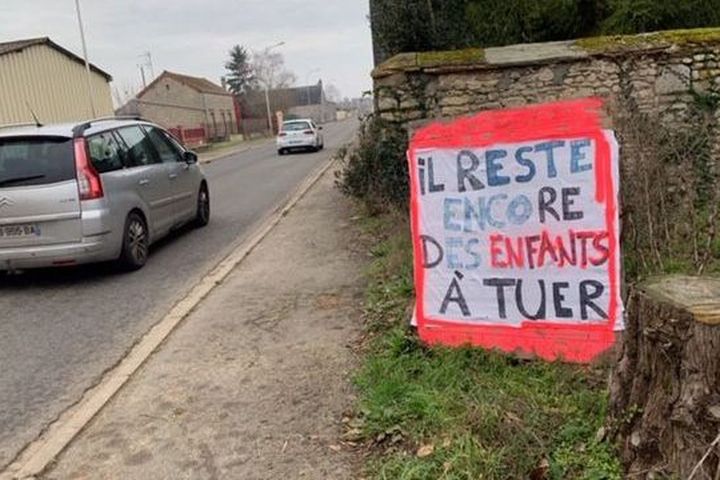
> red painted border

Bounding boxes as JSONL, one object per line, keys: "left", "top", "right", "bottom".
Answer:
{"left": 407, "top": 98, "right": 620, "bottom": 363}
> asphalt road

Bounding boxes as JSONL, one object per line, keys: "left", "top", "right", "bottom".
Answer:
{"left": 0, "top": 118, "right": 358, "bottom": 470}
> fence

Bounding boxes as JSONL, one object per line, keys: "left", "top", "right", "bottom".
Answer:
{"left": 240, "top": 118, "right": 271, "bottom": 138}
{"left": 168, "top": 126, "right": 208, "bottom": 149}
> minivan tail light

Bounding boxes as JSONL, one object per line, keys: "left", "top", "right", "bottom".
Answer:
{"left": 279, "top": 132, "right": 287, "bottom": 136}
{"left": 74, "top": 138, "right": 104, "bottom": 200}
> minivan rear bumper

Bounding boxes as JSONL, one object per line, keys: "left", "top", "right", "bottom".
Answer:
{"left": 0, "top": 236, "right": 113, "bottom": 270}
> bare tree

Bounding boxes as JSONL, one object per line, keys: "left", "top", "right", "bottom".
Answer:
{"left": 251, "top": 50, "right": 296, "bottom": 90}
{"left": 112, "top": 81, "right": 141, "bottom": 108}
{"left": 325, "top": 84, "right": 342, "bottom": 102}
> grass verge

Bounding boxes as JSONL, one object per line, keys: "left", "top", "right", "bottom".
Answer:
{"left": 353, "top": 211, "right": 622, "bottom": 480}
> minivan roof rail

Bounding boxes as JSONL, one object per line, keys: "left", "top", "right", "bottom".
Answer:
{"left": 0, "top": 122, "right": 42, "bottom": 131}
{"left": 72, "top": 116, "right": 147, "bottom": 138}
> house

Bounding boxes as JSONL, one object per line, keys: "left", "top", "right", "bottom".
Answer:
{"left": 0, "top": 37, "right": 114, "bottom": 125}
{"left": 238, "top": 80, "right": 337, "bottom": 135}
{"left": 118, "top": 71, "right": 237, "bottom": 145}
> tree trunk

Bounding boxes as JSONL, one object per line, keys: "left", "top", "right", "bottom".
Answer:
{"left": 609, "top": 275, "right": 720, "bottom": 478}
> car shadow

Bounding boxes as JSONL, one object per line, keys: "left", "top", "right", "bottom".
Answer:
{"left": 0, "top": 223, "right": 198, "bottom": 289}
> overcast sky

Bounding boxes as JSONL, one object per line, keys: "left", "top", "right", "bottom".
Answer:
{"left": 2, "top": 0, "right": 373, "bottom": 101}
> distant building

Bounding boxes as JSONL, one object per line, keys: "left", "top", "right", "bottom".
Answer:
{"left": 0, "top": 37, "right": 114, "bottom": 125}
{"left": 118, "top": 70, "right": 237, "bottom": 144}
{"left": 238, "top": 80, "right": 337, "bottom": 135}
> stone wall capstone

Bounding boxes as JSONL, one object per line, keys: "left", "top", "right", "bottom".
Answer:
{"left": 372, "top": 29, "right": 720, "bottom": 128}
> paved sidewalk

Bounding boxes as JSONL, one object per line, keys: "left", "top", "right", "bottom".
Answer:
{"left": 43, "top": 168, "right": 365, "bottom": 480}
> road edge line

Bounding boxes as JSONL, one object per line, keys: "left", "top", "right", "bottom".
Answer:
{"left": 1, "top": 155, "right": 338, "bottom": 480}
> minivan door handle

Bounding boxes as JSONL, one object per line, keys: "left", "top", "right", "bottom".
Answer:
{"left": 138, "top": 179, "right": 150, "bottom": 186}
{"left": 168, "top": 173, "right": 178, "bottom": 180}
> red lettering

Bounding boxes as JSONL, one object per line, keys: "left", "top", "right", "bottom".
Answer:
{"left": 490, "top": 234, "right": 508, "bottom": 268}
{"left": 555, "top": 230, "right": 577, "bottom": 267}
{"left": 537, "top": 231, "right": 559, "bottom": 268}
{"left": 591, "top": 231, "right": 610, "bottom": 266}
{"left": 505, "top": 236, "right": 525, "bottom": 268}
{"left": 575, "top": 231, "right": 596, "bottom": 268}
{"left": 524, "top": 235, "right": 542, "bottom": 269}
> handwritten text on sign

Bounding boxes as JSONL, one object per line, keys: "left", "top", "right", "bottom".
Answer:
{"left": 408, "top": 99, "right": 623, "bottom": 363}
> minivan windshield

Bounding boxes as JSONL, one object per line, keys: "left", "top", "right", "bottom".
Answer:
{"left": 0, "top": 137, "right": 75, "bottom": 188}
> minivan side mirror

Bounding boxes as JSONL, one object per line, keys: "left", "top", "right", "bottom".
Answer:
{"left": 184, "top": 151, "right": 198, "bottom": 164}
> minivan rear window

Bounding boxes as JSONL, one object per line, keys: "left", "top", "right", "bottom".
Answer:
{"left": 282, "top": 122, "right": 312, "bottom": 132}
{"left": 0, "top": 137, "right": 75, "bottom": 188}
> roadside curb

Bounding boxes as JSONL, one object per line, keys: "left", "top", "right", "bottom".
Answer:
{"left": 0, "top": 155, "right": 339, "bottom": 480}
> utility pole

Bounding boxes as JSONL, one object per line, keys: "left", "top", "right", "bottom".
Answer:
{"left": 139, "top": 64, "right": 147, "bottom": 89}
{"left": 74, "top": 0, "right": 96, "bottom": 118}
{"left": 139, "top": 52, "right": 155, "bottom": 80}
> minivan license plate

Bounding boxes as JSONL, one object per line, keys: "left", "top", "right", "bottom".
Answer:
{"left": 0, "top": 224, "right": 40, "bottom": 238}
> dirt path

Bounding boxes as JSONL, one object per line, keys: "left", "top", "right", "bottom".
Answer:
{"left": 43, "top": 168, "right": 365, "bottom": 480}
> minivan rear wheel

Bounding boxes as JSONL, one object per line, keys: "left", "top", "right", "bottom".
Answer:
{"left": 194, "top": 184, "right": 210, "bottom": 228}
{"left": 118, "top": 212, "right": 149, "bottom": 271}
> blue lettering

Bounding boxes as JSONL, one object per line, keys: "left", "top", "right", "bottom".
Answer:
{"left": 488, "top": 194, "right": 507, "bottom": 229}
{"left": 465, "top": 238, "right": 482, "bottom": 270}
{"left": 444, "top": 198, "right": 462, "bottom": 231}
{"left": 535, "top": 141, "right": 565, "bottom": 178}
{"left": 507, "top": 194, "right": 533, "bottom": 225}
{"left": 486, "top": 149, "right": 510, "bottom": 187}
{"left": 514, "top": 146, "right": 536, "bottom": 183}
{"left": 464, "top": 197, "right": 487, "bottom": 232}
{"left": 571, "top": 139, "right": 593, "bottom": 173}
{"left": 446, "top": 238, "right": 464, "bottom": 269}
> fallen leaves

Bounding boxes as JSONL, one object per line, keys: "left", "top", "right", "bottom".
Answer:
{"left": 416, "top": 443, "right": 435, "bottom": 458}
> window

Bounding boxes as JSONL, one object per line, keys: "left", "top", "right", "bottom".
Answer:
{"left": 0, "top": 137, "right": 75, "bottom": 187}
{"left": 163, "top": 131, "right": 186, "bottom": 152}
{"left": 281, "top": 121, "right": 311, "bottom": 132}
{"left": 115, "top": 126, "right": 159, "bottom": 167}
{"left": 144, "top": 127, "right": 182, "bottom": 163}
{"left": 88, "top": 131, "right": 125, "bottom": 173}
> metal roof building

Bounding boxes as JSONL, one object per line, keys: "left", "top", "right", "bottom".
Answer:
{"left": 0, "top": 37, "right": 114, "bottom": 125}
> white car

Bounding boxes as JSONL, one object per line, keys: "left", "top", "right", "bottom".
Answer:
{"left": 277, "top": 119, "right": 324, "bottom": 155}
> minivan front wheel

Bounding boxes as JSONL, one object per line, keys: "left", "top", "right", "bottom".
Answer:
{"left": 118, "top": 212, "right": 149, "bottom": 271}
{"left": 194, "top": 184, "right": 210, "bottom": 228}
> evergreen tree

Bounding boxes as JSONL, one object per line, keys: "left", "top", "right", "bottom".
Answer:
{"left": 224, "top": 45, "right": 256, "bottom": 95}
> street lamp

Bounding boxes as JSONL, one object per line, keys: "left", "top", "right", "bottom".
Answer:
{"left": 261, "top": 41, "right": 285, "bottom": 135}
{"left": 305, "top": 68, "right": 321, "bottom": 106}
{"left": 74, "top": 0, "right": 96, "bottom": 118}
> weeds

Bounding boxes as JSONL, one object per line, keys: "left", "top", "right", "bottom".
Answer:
{"left": 618, "top": 107, "right": 720, "bottom": 280}
{"left": 354, "top": 213, "right": 621, "bottom": 480}
{"left": 336, "top": 115, "right": 410, "bottom": 213}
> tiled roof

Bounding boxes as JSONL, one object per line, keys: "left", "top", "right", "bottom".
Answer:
{"left": 0, "top": 37, "right": 113, "bottom": 80}
{"left": 137, "top": 71, "right": 232, "bottom": 98}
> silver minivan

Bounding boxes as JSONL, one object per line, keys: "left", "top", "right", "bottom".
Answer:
{"left": 0, "top": 118, "right": 210, "bottom": 272}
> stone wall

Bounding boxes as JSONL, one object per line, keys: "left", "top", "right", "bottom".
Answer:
{"left": 373, "top": 29, "right": 720, "bottom": 128}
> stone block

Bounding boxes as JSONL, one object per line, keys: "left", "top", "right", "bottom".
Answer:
{"left": 656, "top": 64, "right": 691, "bottom": 94}
{"left": 377, "top": 96, "right": 398, "bottom": 112}
{"left": 439, "top": 95, "right": 473, "bottom": 107}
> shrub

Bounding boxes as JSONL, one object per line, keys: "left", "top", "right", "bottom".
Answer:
{"left": 370, "top": 0, "right": 720, "bottom": 62}
{"left": 336, "top": 115, "right": 410, "bottom": 212}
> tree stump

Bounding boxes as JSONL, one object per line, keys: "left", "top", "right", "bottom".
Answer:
{"left": 609, "top": 275, "right": 720, "bottom": 478}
